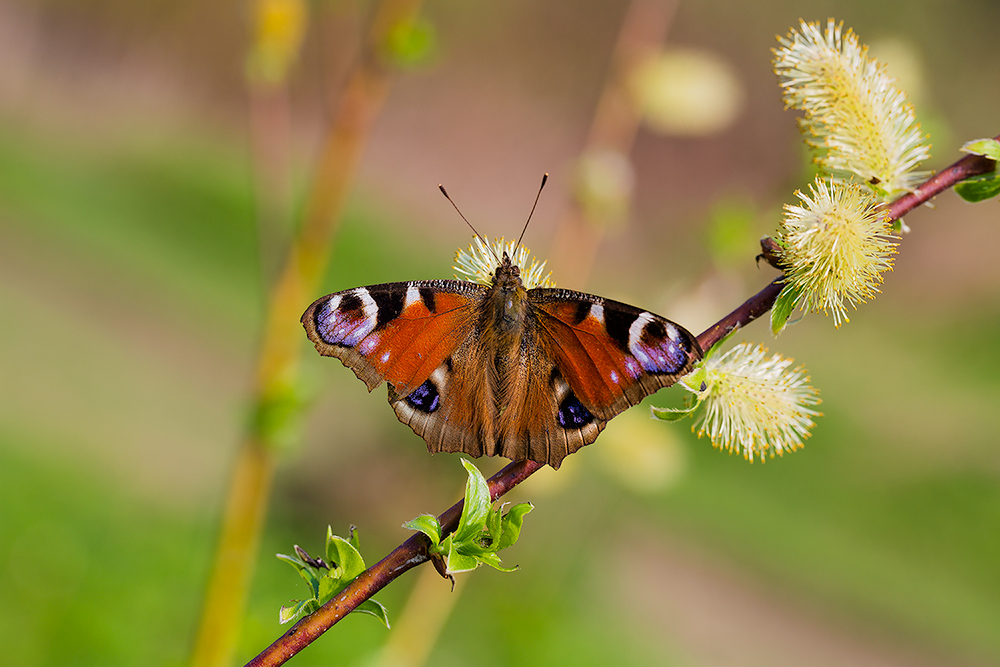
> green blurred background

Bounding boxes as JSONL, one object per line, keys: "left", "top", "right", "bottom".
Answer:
{"left": 2, "top": 0, "right": 999, "bottom": 665}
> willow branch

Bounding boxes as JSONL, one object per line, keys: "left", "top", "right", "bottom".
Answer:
{"left": 243, "top": 139, "right": 996, "bottom": 667}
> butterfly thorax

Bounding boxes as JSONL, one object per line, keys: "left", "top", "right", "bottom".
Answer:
{"left": 484, "top": 253, "right": 529, "bottom": 338}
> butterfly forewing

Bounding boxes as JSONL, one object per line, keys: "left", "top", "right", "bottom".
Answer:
{"left": 302, "top": 280, "right": 483, "bottom": 397}
{"left": 530, "top": 289, "right": 702, "bottom": 421}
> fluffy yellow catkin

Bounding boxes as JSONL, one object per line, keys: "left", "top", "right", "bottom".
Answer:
{"left": 774, "top": 19, "right": 930, "bottom": 200}
{"left": 680, "top": 342, "right": 821, "bottom": 461}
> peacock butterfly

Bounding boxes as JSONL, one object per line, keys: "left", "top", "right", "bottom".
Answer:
{"left": 301, "top": 182, "right": 702, "bottom": 468}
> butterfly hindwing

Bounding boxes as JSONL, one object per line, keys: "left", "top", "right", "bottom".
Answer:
{"left": 498, "top": 353, "right": 605, "bottom": 467}
{"left": 390, "top": 338, "right": 497, "bottom": 459}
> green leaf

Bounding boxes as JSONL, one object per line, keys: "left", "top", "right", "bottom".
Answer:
{"left": 326, "top": 530, "right": 366, "bottom": 580}
{"left": 477, "top": 551, "right": 518, "bottom": 573}
{"left": 650, "top": 404, "right": 698, "bottom": 422}
{"left": 495, "top": 503, "right": 533, "bottom": 551}
{"left": 445, "top": 540, "right": 481, "bottom": 574}
{"left": 455, "top": 459, "right": 491, "bottom": 543}
{"left": 961, "top": 138, "right": 1000, "bottom": 162}
{"left": 277, "top": 528, "right": 389, "bottom": 629}
{"left": 402, "top": 460, "right": 534, "bottom": 579}
{"left": 324, "top": 526, "right": 338, "bottom": 569}
{"left": 279, "top": 599, "right": 312, "bottom": 624}
{"left": 770, "top": 282, "right": 801, "bottom": 335}
{"left": 403, "top": 514, "right": 442, "bottom": 546}
{"left": 317, "top": 571, "right": 342, "bottom": 603}
{"left": 356, "top": 600, "right": 391, "bottom": 629}
{"left": 955, "top": 172, "right": 1000, "bottom": 203}
{"left": 486, "top": 505, "right": 503, "bottom": 544}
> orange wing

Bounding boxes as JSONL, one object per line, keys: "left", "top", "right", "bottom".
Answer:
{"left": 301, "top": 280, "right": 484, "bottom": 398}
{"left": 530, "top": 288, "right": 702, "bottom": 421}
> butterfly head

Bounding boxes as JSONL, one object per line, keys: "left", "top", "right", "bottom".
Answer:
{"left": 492, "top": 252, "right": 522, "bottom": 289}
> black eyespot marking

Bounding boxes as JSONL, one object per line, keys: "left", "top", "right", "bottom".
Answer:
{"left": 641, "top": 319, "right": 668, "bottom": 345}
{"left": 419, "top": 287, "right": 437, "bottom": 313}
{"left": 557, "top": 392, "right": 594, "bottom": 429}
{"left": 373, "top": 288, "right": 405, "bottom": 330}
{"left": 444, "top": 357, "right": 454, "bottom": 372}
{"left": 572, "top": 301, "right": 591, "bottom": 325}
{"left": 604, "top": 308, "right": 634, "bottom": 351}
{"left": 339, "top": 292, "right": 363, "bottom": 314}
{"left": 405, "top": 380, "right": 440, "bottom": 414}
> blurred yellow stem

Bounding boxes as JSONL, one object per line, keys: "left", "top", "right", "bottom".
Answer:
{"left": 190, "top": 1, "right": 425, "bottom": 665}
{"left": 191, "top": 440, "right": 275, "bottom": 667}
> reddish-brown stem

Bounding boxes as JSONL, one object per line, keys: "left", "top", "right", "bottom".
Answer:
{"left": 243, "top": 140, "right": 996, "bottom": 667}
{"left": 697, "top": 278, "right": 785, "bottom": 353}
{"left": 888, "top": 145, "right": 997, "bottom": 221}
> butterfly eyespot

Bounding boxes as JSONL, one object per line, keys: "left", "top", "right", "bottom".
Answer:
{"left": 405, "top": 380, "right": 441, "bottom": 414}
{"left": 315, "top": 290, "right": 379, "bottom": 347}
{"left": 628, "top": 315, "right": 689, "bottom": 374}
{"left": 557, "top": 393, "right": 595, "bottom": 429}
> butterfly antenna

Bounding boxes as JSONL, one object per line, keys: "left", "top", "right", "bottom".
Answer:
{"left": 515, "top": 172, "right": 548, "bottom": 252}
{"left": 439, "top": 184, "right": 501, "bottom": 264}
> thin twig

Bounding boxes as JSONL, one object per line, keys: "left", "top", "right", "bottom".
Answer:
{"left": 243, "top": 140, "right": 997, "bottom": 667}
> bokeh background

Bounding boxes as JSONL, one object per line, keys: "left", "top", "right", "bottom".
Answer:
{"left": 2, "top": 0, "right": 999, "bottom": 666}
